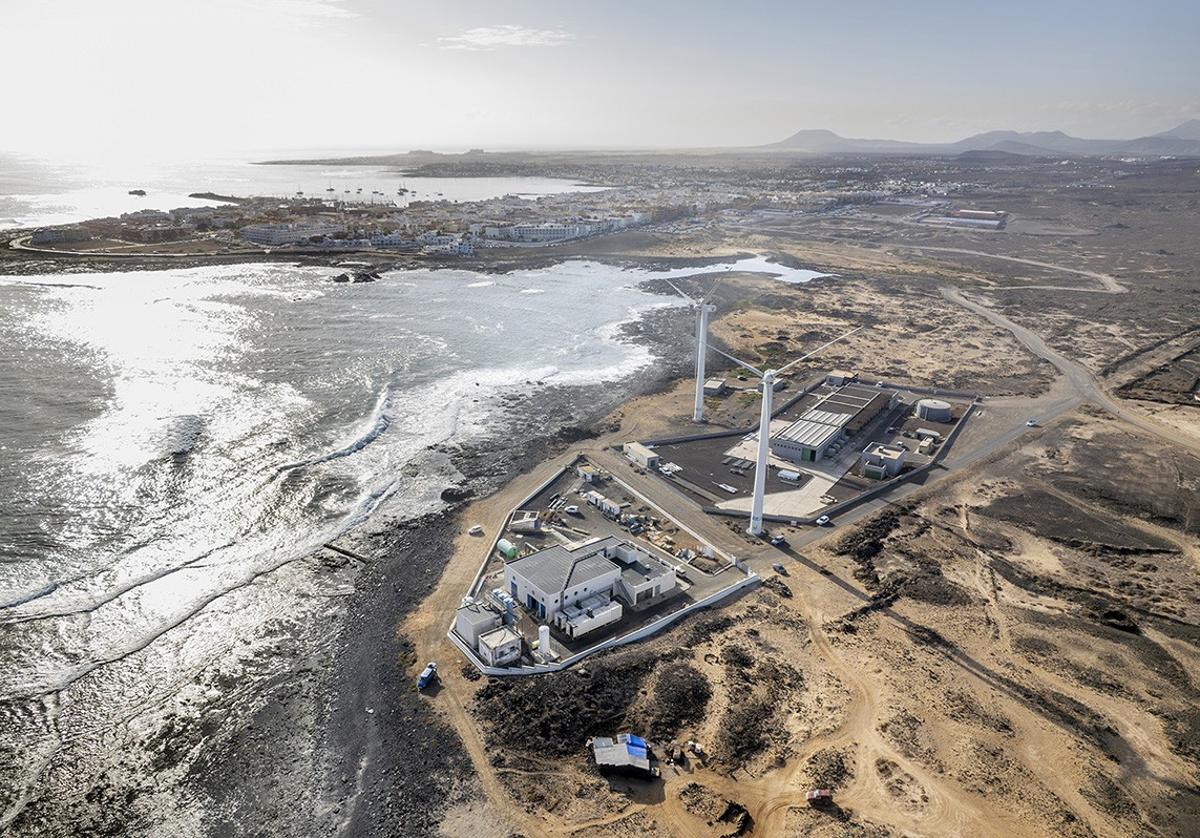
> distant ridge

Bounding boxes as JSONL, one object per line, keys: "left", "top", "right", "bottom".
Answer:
{"left": 764, "top": 121, "right": 1200, "bottom": 157}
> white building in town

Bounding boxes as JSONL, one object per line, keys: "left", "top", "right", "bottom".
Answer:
{"left": 241, "top": 221, "right": 344, "bottom": 245}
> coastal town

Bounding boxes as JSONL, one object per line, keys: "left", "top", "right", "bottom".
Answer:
{"left": 6, "top": 149, "right": 1012, "bottom": 265}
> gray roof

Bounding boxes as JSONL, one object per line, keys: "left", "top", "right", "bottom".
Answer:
{"left": 507, "top": 536, "right": 623, "bottom": 595}
{"left": 456, "top": 601, "right": 501, "bottom": 628}
{"left": 773, "top": 413, "right": 846, "bottom": 449}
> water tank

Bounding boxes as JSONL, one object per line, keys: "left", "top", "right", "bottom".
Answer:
{"left": 538, "top": 624, "right": 551, "bottom": 654}
{"left": 916, "top": 398, "right": 952, "bottom": 423}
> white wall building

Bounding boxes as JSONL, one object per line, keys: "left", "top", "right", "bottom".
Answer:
{"left": 622, "top": 442, "right": 659, "bottom": 469}
{"left": 242, "top": 222, "right": 344, "bottom": 245}
{"left": 861, "top": 442, "right": 906, "bottom": 479}
{"left": 454, "top": 601, "right": 502, "bottom": 648}
{"left": 477, "top": 626, "right": 522, "bottom": 666}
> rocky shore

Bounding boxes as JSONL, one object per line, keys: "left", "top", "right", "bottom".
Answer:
{"left": 179, "top": 301, "right": 695, "bottom": 837}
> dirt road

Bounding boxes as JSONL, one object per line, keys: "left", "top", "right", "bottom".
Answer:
{"left": 943, "top": 287, "right": 1200, "bottom": 457}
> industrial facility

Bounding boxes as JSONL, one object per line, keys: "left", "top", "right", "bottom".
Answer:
{"left": 451, "top": 511, "right": 687, "bottom": 664}
{"left": 641, "top": 371, "right": 975, "bottom": 525}
{"left": 770, "top": 384, "right": 897, "bottom": 463}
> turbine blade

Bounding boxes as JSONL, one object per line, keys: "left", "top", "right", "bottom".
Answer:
{"left": 775, "top": 325, "right": 865, "bottom": 376}
{"left": 701, "top": 276, "right": 725, "bottom": 304}
{"left": 709, "top": 346, "right": 764, "bottom": 378}
{"left": 663, "top": 279, "right": 696, "bottom": 304}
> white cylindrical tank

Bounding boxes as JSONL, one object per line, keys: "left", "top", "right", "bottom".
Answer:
{"left": 916, "top": 398, "right": 952, "bottom": 423}
{"left": 538, "top": 624, "right": 550, "bottom": 653}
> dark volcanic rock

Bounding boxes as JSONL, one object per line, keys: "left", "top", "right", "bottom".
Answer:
{"left": 440, "top": 486, "right": 475, "bottom": 503}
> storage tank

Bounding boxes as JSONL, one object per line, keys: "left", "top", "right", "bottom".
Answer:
{"left": 496, "top": 538, "right": 519, "bottom": 560}
{"left": 538, "top": 625, "right": 551, "bottom": 656}
{"left": 916, "top": 398, "right": 952, "bottom": 423}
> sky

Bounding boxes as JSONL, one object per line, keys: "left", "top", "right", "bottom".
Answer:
{"left": 3, "top": 0, "right": 1199, "bottom": 159}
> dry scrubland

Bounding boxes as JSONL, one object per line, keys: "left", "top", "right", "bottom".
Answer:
{"left": 447, "top": 416, "right": 1198, "bottom": 838}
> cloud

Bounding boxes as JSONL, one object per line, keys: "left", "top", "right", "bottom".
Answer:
{"left": 241, "top": 0, "right": 358, "bottom": 22}
{"left": 438, "top": 24, "right": 574, "bottom": 51}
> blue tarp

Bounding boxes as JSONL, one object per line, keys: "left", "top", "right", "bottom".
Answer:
{"left": 626, "top": 744, "right": 648, "bottom": 760}
{"left": 626, "top": 734, "right": 647, "bottom": 748}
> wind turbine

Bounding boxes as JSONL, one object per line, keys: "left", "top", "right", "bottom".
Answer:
{"left": 711, "top": 326, "right": 865, "bottom": 536}
{"left": 664, "top": 273, "right": 727, "bottom": 423}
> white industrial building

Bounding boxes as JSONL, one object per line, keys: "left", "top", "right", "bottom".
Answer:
{"left": 454, "top": 600, "right": 502, "bottom": 648}
{"left": 915, "top": 398, "right": 953, "bottom": 423}
{"left": 503, "top": 536, "right": 677, "bottom": 638}
{"left": 477, "top": 626, "right": 522, "bottom": 666}
{"left": 622, "top": 441, "right": 659, "bottom": 469}
{"left": 771, "top": 384, "right": 896, "bottom": 463}
{"left": 861, "top": 442, "right": 907, "bottom": 479}
{"left": 771, "top": 409, "right": 851, "bottom": 463}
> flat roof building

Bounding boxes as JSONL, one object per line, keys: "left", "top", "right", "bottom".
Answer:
{"left": 861, "top": 442, "right": 907, "bottom": 479}
{"left": 454, "top": 600, "right": 503, "bottom": 648}
{"left": 478, "top": 626, "right": 522, "bottom": 667}
{"left": 622, "top": 441, "right": 660, "bottom": 469}
{"left": 590, "top": 733, "right": 657, "bottom": 779}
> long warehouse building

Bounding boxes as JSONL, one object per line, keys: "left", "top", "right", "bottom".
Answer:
{"left": 771, "top": 384, "right": 896, "bottom": 463}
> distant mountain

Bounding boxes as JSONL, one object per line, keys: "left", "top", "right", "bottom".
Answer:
{"left": 764, "top": 121, "right": 1200, "bottom": 157}
{"left": 1155, "top": 118, "right": 1200, "bottom": 141}
{"left": 955, "top": 149, "right": 1028, "bottom": 164}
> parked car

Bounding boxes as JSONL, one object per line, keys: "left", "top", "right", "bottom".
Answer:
{"left": 769, "top": 535, "right": 788, "bottom": 547}
{"left": 815, "top": 515, "right": 831, "bottom": 527}
{"left": 417, "top": 661, "right": 438, "bottom": 691}
{"left": 806, "top": 788, "right": 833, "bottom": 806}
{"left": 772, "top": 562, "right": 788, "bottom": 575}
{"left": 1025, "top": 419, "right": 1039, "bottom": 427}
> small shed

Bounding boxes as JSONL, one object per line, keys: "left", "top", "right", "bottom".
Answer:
{"left": 622, "top": 441, "right": 660, "bottom": 469}
{"left": 478, "top": 626, "right": 522, "bottom": 667}
{"left": 590, "top": 733, "right": 658, "bottom": 779}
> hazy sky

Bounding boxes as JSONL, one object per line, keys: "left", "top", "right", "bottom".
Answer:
{"left": 4, "top": 0, "right": 1198, "bottom": 158}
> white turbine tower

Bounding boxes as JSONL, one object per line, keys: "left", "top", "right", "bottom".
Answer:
{"left": 711, "top": 326, "right": 865, "bottom": 536}
{"left": 664, "top": 274, "right": 726, "bottom": 423}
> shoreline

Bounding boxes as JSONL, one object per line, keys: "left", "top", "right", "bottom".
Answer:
{"left": 186, "top": 299, "right": 697, "bottom": 836}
